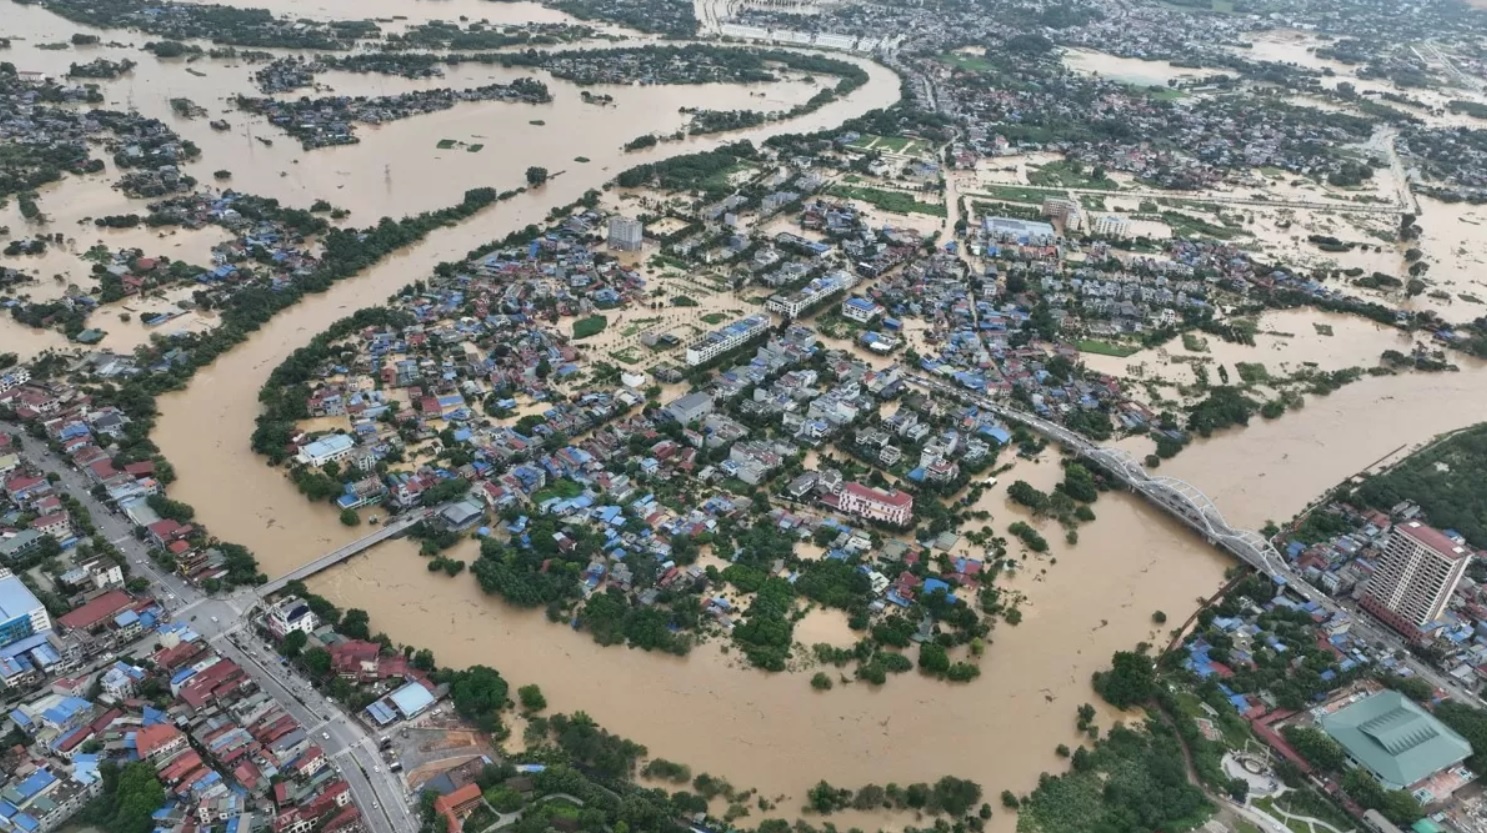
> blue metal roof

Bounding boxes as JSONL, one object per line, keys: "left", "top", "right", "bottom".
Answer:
{"left": 387, "top": 681, "right": 435, "bottom": 717}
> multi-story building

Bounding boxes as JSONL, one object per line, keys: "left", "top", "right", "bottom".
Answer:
{"left": 841, "top": 296, "right": 881, "bottom": 324}
{"left": 1041, "top": 197, "right": 1081, "bottom": 232}
{"left": 766, "top": 270, "right": 857, "bottom": 319}
{"left": 0, "top": 368, "right": 30, "bottom": 393}
{"left": 295, "top": 434, "right": 356, "bottom": 468}
{"left": 607, "top": 216, "right": 644, "bottom": 251}
{"left": 827, "top": 481, "right": 913, "bottom": 526}
{"left": 1091, "top": 215, "right": 1130, "bottom": 238}
{"left": 1360, "top": 521, "right": 1471, "bottom": 639}
{"left": 265, "top": 597, "right": 319, "bottom": 641}
{"left": 684, "top": 314, "right": 770, "bottom": 367}
{"left": 0, "top": 568, "right": 52, "bottom": 648}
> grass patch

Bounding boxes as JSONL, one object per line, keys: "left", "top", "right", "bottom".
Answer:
{"left": 1181, "top": 333, "right": 1209, "bottom": 352}
{"left": 1313, "top": 323, "right": 1334, "bottom": 335}
{"left": 467, "top": 144, "right": 484, "bottom": 153}
{"left": 436, "top": 138, "right": 457, "bottom": 149}
{"left": 1161, "top": 210, "right": 1247, "bottom": 240}
{"left": 829, "top": 184, "right": 945, "bottom": 217}
{"left": 1028, "top": 159, "right": 1120, "bottom": 190}
{"left": 672, "top": 295, "right": 699, "bottom": 307}
{"left": 939, "top": 51, "right": 995, "bottom": 73}
{"left": 1235, "top": 362, "right": 1270, "bottom": 384}
{"left": 1075, "top": 339, "right": 1139, "bottom": 357}
{"left": 700, "top": 312, "right": 729, "bottom": 325}
{"left": 981, "top": 183, "right": 1060, "bottom": 204}
{"left": 572, "top": 314, "right": 608, "bottom": 340}
{"left": 609, "top": 347, "right": 642, "bottom": 365}
{"left": 574, "top": 156, "right": 590, "bottom": 163}
{"left": 1137, "top": 85, "right": 1187, "bottom": 102}
{"left": 619, "top": 316, "right": 661, "bottom": 337}
{"left": 529, "top": 119, "right": 546, "bottom": 126}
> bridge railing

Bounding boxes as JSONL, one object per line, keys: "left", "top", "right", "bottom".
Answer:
{"left": 905, "top": 373, "right": 1292, "bottom": 580}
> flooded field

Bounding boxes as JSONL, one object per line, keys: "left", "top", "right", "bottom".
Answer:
{"left": 1061, "top": 47, "right": 1216, "bottom": 87}
{"left": 1080, "top": 309, "right": 1414, "bottom": 392}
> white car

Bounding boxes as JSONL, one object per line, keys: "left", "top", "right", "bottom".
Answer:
{"left": 373, "top": 766, "right": 381, "bottom": 773}
{"left": 322, "top": 732, "right": 330, "bottom": 740}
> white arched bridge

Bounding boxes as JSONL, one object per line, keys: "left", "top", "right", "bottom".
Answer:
{"left": 906, "top": 374, "right": 1319, "bottom": 603}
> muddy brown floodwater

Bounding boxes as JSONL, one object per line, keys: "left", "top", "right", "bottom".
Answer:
{"left": 14, "top": 0, "right": 1487, "bottom": 825}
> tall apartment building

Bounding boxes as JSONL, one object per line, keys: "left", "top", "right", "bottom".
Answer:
{"left": 607, "top": 216, "right": 644, "bottom": 251}
{"left": 1360, "top": 521, "right": 1471, "bottom": 639}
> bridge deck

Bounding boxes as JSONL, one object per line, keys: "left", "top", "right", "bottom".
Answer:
{"left": 259, "top": 512, "right": 427, "bottom": 597}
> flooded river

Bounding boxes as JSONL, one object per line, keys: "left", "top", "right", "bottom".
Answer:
{"left": 0, "top": 1, "right": 874, "bottom": 360}
{"left": 14, "top": 0, "right": 1487, "bottom": 825}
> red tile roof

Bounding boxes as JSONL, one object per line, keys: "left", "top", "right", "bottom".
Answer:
{"left": 135, "top": 723, "right": 184, "bottom": 759}
{"left": 58, "top": 589, "right": 134, "bottom": 631}
{"left": 842, "top": 481, "right": 913, "bottom": 507}
{"left": 1397, "top": 521, "right": 1470, "bottom": 560}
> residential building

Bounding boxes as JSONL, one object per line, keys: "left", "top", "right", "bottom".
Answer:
{"left": 684, "top": 314, "right": 770, "bottom": 367}
{"left": 766, "top": 271, "right": 856, "bottom": 319}
{"left": 1041, "top": 197, "right": 1081, "bottom": 231}
{"left": 841, "top": 296, "right": 881, "bottom": 324}
{"left": 0, "top": 368, "right": 30, "bottom": 393}
{"left": 0, "top": 529, "right": 45, "bottom": 562}
{"left": 1319, "top": 690, "right": 1473, "bottom": 793}
{"left": 607, "top": 216, "right": 644, "bottom": 251}
{"left": 265, "top": 597, "right": 318, "bottom": 641}
{"left": 1359, "top": 521, "right": 1470, "bottom": 638}
{"left": 1092, "top": 215, "right": 1131, "bottom": 237}
{"left": 825, "top": 481, "right": 913, "bottom": 526}
{"left": 664, "top": 392, "right": 715, "bottom": 425}
{"left": 0, "top": 568, "right": 51, "bottom": 648}
{"left": 295, "top": 434, "right": 356, "bottom": 467}
{"left": 433, "top": 783, "right": 483, "bottom": 832}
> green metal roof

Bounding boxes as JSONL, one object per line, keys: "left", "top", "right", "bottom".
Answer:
{"left": 1319, "top": 691, "right": 1472, "bottom": 791}
{"left": 1412, "top": 819, "right": 1443, "bottom": 833}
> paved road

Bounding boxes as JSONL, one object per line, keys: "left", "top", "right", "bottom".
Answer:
{"left": 216, "top": 628, "right": 417, "bottom": 833}
{"left": 6, "top": 429, "right": 414, "bottom": 833}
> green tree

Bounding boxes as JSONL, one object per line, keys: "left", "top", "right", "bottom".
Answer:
{"left": 281, "top": 630, "right": 308, "bottom": 658}
{"left": 525, "top": 166, "right": 549, "bottom": 186}
{"left": 1092, "top": 649, "right": 1155, "bottom": 708}
{"left": 301, "top": 646, "right": 332, "bottom": 677}
{"left": 340, "top": 608, "right": 371, "bottom": 640}
{"left": 1280, "top": 725, "right": 1345, "bottom": 772}
{"left": 518, "top": 684, "right": 547, "bottom": 711}
{"left": 918, "top": 643, "right": 950, "bottom": 675}
{"left": 339, "top": 508, "right": 360, "bottom": 526}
